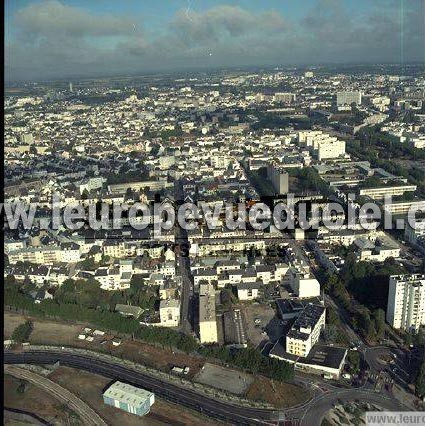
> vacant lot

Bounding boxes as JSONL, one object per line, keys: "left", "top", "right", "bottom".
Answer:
{"left": 246, "top": 375, "right": 310, "bottom": 409}
{"left": 194, "top": 362, "right": 253, "bottom": 395}
{"left": 241, "top": 302, "right": 276, "bottom": 347}
{"left": 5, "top": 311, "right": 80, "bottom": 345}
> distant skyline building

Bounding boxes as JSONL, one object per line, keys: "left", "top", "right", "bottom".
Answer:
{"left": 69, "top": 82, "right": 73, "bottom": 92}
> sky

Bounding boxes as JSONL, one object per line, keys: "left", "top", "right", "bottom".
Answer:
{"left": 4, "top": 0, "right": 425, "bottom": 82}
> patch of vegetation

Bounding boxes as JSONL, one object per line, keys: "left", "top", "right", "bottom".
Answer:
{"left": 11, "top": 320, "right": 33, "bottom": 343}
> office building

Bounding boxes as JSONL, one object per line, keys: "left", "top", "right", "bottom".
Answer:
{"left": 386, "top": 274, "right": 425, "bottom": 332}
{"left": 103, "top": 381, "right": 155, "bottom": 417}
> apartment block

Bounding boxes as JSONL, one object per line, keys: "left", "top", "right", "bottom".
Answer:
{"left": 386, "top": 274, "right": 425, "bottom": 332}
{"left": 359, "top": 185, "right": 417, "bottom": 200}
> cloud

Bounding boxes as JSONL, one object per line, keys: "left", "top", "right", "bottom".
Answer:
{"left": 15, "top": 0, "right": 136, "bottom": 38}
{"left": 169, "top": 5, "right": 288, "bottom": 47}
{"left": 5, "top": 0, "right": 425, "bottom": 81}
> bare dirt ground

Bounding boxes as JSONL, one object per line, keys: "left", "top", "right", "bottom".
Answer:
{"left": 245, "top": 375, "right": 310, "bottom": 409}
{"left": 4, "top": 374, "right": 76, "bottom": 425}
{"left": 106, "top": 340, "right": 204, "bottom": 379}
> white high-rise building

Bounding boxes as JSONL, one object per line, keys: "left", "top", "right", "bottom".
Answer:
{"left": 386, "top": 274, "right": 425, "bottom": 332}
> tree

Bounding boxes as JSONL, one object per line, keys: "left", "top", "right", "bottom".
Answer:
{"left": 405, "top": 333, "right": 414, "bottom": 347}
{"left": 414, "top": 330, "right": 425, "bottom": 348}
{"left": 79, "top": 257, "right": 97, "bottom": 271}
{"left": 347, "top": 350, "right": 361, "bottom": 374}
{"left": 373, "top": 309, "right": 386, "bottom": 339}
{"left": 356, "top": 309, "right": 375, "bottom": 341}
{"left": 11, "top": 320, "right": 33, "bottom": 343}
{"left": 327, "top": 307, "right": 340, "bottom": 326}
{"left": 415, "top": 359, "right": 425, "bottom": 399}
{"left": 5, "top": 275, "right": 16, "bottom": 289}
{"left": 16, "top": 379, "right": 27, "bottom": 394}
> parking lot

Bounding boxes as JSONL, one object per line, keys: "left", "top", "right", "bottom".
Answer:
{"left": 241, "top": 302, "right": 277, "bottom": 347}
